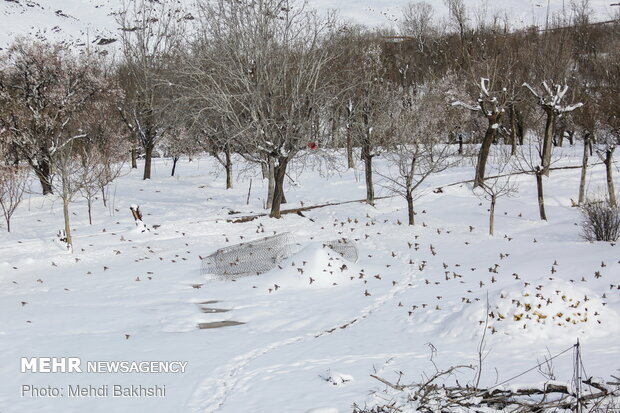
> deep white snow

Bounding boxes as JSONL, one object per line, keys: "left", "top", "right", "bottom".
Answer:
{"left": 1, "top": 146, "right": 618, "bottom": 412}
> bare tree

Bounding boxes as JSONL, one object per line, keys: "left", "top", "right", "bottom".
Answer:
{"left": 400, "top": 2, "right": 436, "bottom": 52}
{"left": 159, "top": 126, "right": 201, "bottom": 178}
{"left": 116, "top": 0, "right": 189, "bottom": 180}
{"left": 190, "top": 0, "right": 336, "bottom": 217}
{"left": 514, "top": 130, "right": 564, "bottom": 221}
{"left": 0, "top": 41, "right": 100, "bottom": 194}
{"left": 474, "top": 149, "right": 518, "bottom": 235}
{"left": 0, "top": 165, "right": 29, "bottom": 232}
{"left": 0, "top": 43, "right": 125, "bottom": 249}
{"left": 379, "top": 82, "right": 457, "bottom": 225}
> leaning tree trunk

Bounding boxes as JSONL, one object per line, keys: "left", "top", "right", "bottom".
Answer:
{"left": 87, "top": 197, "right": 93, "bottom": 225}
{"left": 489, "top": 194, "right": 496, "bottom": 236}
{"left": 604, "top": 147, "right": 617, "bottom": 208}
{"left": 171, "top": 156, "right": 179, "bottom": 177}
{"left": 225, "top": 148, "right": 233, "bottom": 189}
{"left": 361, "top": 143, "right": 374, "bottom": 206}
{"left": 143, "top": 145, "right": 153, "bottom": 180}
{"left": 270, "top": 158, "right": 289, "bottom": 219}
{"left": 473, "top": 120, "right": 497, "bottom": 188}
{"left": 541, "top": 109, "right": 556, "bottom": 176}
{"left": 535, "top": 169, "right": 547, "bottom": 221}
{"left": 578, "top": 133, "right": 589, "bottom": 205}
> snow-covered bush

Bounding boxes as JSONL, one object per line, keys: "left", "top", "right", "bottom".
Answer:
{"left": 580, "top": 198, "right": 620, "bottom": 242}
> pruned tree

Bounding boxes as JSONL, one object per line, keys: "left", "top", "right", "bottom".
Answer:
{"left": 522, "top": 81, "right": 583, "bottom": 176}
{"left": 452, "top": 77, "right": 512, "bottom": 188}
{"left": 0, "top": 165, "right": 29, "bottom": 232}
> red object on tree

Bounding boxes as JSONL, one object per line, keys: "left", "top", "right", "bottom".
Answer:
{"left": 307, "top": 142, "right": 318, "bottom": 150}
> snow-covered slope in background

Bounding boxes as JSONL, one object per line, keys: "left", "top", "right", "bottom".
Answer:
{"left": 1, "top": 0, "right": 617, "bottom": 51}
{"left": 0, "top": 0, "right": 118, "bottom": 50}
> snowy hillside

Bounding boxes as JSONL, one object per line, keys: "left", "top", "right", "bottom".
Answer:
{"left": 1, "top": 147, "right": 618, "bottom": 412}
{"left": 0, "top": 0, "right": 118, "bottom": 50}
{"left": 1, "top": 0, "right": 617, "bottom": 51}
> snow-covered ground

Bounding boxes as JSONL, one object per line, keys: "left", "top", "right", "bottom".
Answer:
{"left": 1, "top": 147, "right": 619, "bottom": 413}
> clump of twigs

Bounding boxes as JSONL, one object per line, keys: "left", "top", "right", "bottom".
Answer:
{"left": 353, "top": 363, "right": 619, "bottom": 412}
{"left": 580, "top": 197, "right": 620, "bottom": 242}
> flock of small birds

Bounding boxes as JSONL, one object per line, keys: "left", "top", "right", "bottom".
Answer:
{"left": 8, "top": 189, "right": 619, "bottom": 342}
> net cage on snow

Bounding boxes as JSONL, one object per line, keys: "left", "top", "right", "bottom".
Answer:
{"left": 200, "top": 232, "right": 358, "bottom": 279}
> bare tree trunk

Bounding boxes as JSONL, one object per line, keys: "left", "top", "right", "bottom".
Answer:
{"left": 362, "top": 144, "right": 374, "bottom": 206}
{"left": 331, "top": 107, "right": 341, "bottom": 149}
{"left": 131, "top": 148, "right": 138, "bottom": 169}
{"left": 225, "top": 149, "right": 233, "bottom": 189}
{"left": 5, "top": 217, "right": 10, "bottom": 233}
{"left": 605, "top": 147, "right": 617, "bottom": 207}
{"left": 474, "top": 123, "right": 496, "bottom": 188}
{"left": 542, "top": 109, "right": 555, "bottom": 176}
{"left": 266, "top": 158, "right": 275, "bottom": 209}
{"left": 171, "top": 156, "right": 179, "bottom": 177}
{"left": 63, "top": 197, "right": 73, "bottom": 251}
{"left": 578, "top": 133, "right": 589, "bottom": 205}
{"left": 261, "top": 155, "right": 269, "bottom": 179}
{"left": 536, "top": 170, "right": 547, "bottom": 221}
{"left": 346, "top": 125, "right": 354, "bottom": 169}
{"left": 101, "top": 185, "right": 107, "bottom": 207}
{"left": 270, "top": 158, "right": 289, "bottom": 218}
{"left": 87, "top": 198, "right": 93, "bottom": 225}
{"left": 34, "top": 159, "right": 53, "bottom": 195}
{"left": 489, "top": 194, "right": 496, "bottom": 236}
{"left": 143, "top": 145, "right": 153, "bottom": 180}
{"left": 509, "top": 106, "right": 517, "bottom": 156}
{"left": 458, "top": 134, "right": 464, "bottom": 155}
{"left": 406, "top": 191, "right": 415, "bottom": 225}
{"left": 556, "top": 126, "right": 565, "bottom": 147}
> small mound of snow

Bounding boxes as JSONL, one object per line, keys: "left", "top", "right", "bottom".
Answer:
{"left": 449, "top": 280, "right": 618, "bottom": 342}
{"left": 258, "top": 242, "right": 360, "bottom": 290}
{"left": 320, "top": 370, "right": 354, "bottom": 386}
{"left": 305, "top": 408, "right": 339, "bottom": 413}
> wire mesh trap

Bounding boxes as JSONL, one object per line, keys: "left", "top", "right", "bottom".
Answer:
{"left": 201, "top": 233, "right": 358, "bottom": 279}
